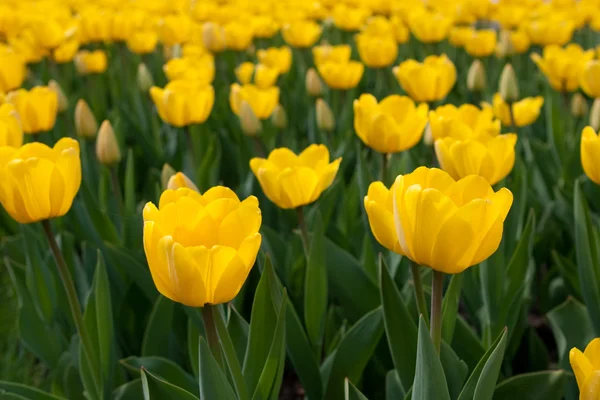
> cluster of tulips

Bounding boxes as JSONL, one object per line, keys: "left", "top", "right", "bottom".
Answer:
{"left": 2, "top": 0, "right": 600, "bottom": 399}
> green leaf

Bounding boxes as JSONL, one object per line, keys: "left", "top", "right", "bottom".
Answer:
{"left": 124, "top": 148, "right": 136, "bottom": 215}
{"left": 345, "top": 379, "right": 369, "bottom": 400}
{"left": 492, "top": 370, "right": 569, "bottom": 400}
{"left": 113, "top": 380, "right": 144, "bottom": 400}
{"left": 452, "top": 316, "right": 486, "bottom": 371}
{"left": 121, "top": 356, "right": 198, "bottom": 396}
{"left": 385, "top": 370, "right": 405, "bottom": 400}
{"left": 227, "top": 306, "right": 249, "bottom": 365}
{"left": 141, "top": 368, "right": 199, "bottom": 400}
{"left": 440, "top": 343, "right": 468, "bottom": 400}
{"left": 142, "top": 296, "right": 175, "bottom": 358}
{"left": 574, "top": 181, "right": 600, "bottom": 335}
{"left": 0, "top": 382, "right": 65, "bottom": 400}
{"left": 324, "top": 307, "right": 385, "bottom": 399}
{"left": 380, "top": 258, "right": 417, "bottom": 391}
{"left": 411, "top": 316, "right": 451, "bottom": 400}
{"left": 457, "top": 328, "right": 507, "bottom": 400}
{"left": 441, "top": 274, "right": 463, "bottom": 344}
{"left": 198, "top": 337, "right": 237, "bottom": 400}
{"left": 104, "top": 243, "right": 158, "bottom": 302}
{"left": 304, "top": 216, "right": 328, "bottom": 350}
{"left": 188, "top": 320, "right": 200, "bottom": 377}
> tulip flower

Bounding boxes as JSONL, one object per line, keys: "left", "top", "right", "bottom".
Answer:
{"left": 75, "top": 50, "right": 108, "bottom": 75}
{"left": 167, "top": 171, "right": 199, "bottom": 192}
{"left": 312, "top": 44, "right": 352, "bottom": 66}
{"left": 252, "top": 15, "right": 280, "bottom": 39}
{"left": 361, "top": 16, "right": 394, "bottom": 36}
{"left": 53, "top": 39, "right": 80, "bottom": 63}
{"left": 355, "top": 33, "right": 398, "bottom": 68}
{"left": 0, "top": 48, "right": 25, "bottom": 93}
{"left": 229, "top": 83, "right": 279, "bottom": 120}
{"left": 531, "top": 44, "right": 594, "bottom": 92}
{"left": 490, "top": 94, "right": 544, "bottom": 127}
{"left": 464, "top": 29, "right": 497, "bottom": 58}
{"left": 581, "top": 126, "right": 600, "bottom": 185}
{"left": 74, "top": 99, "right": 98, "bottom": 139}
{"left": 33, "top": 19, "right": 66, "bottom": 49}
{"left": 331, "top": 4, "right": 371, "bottom": 32}
{"left": 110, "top": 10, "right": 147, "bottom": 42}
{"left": 78, "top": 7, "right": 111, "bottom": 43}
{"left": 407, "top": 9, "right": 453, "bottom": 43}
{"left": 235, "top": 62, "right": 255, "bottom": 85}
{"left": 163, "top": 55, "right": 215, "bottom": 84}
{"left": 570, "top": 338, "right": 600, "bottom": 400}
{"left": 508, "top": 29, "right": 530, "bottom": 55}
{"left": 0, "top": 138, "right": 81, "bottom": 223}
{"left": 525, "top": 16, "right": 575, "bottom": 46}
{"left": 257, "top": 46, "right": 292, "bottom": 74}
{"left": 0, "top": 104, "right": 22, "bottom": 148}
{"left": 429, "top": 104, "right": 500, "bottom": 141}
{"left": 449, "top": 26, "right": 474, "bottom": 48}
{"left": 143, "top": 187, "right": 262, "bottom": 306}
{"left": 159, "top": 14, "right": 192, "bottom": 45}
{"left": 150, "top": 80, "right": 215, "bottom": 127}
{"left": 6, "top": 86, "right": 58, "bottom": 134}
{"left": 316, "top": 60, "right": 364, "bottom": 90}
{"left": 581, "top": 60, "right": 600, "bottom": 99}
{"left": 250, "top": 144, "right": 341, "bottom": 209}
{"left": 282, "top": 20, "right": 322, "bottom": 48}
{"left": 390, "top": 16, "right": 410, "bottom": 44}
{"left": 393, "top": 55, "right": 456, "bottom": 103}
{"left": 353, "top": 94, "right": 428, "bottom": 153}
{"left": 202, "top": 22, "right": 227, "bottom": 52}
{"left": 96, "top": 120, "right": 121, "bottom": 166}
{"left": 127, "top": 30, "right": 159, "bottom": 54}
{"left": 224, "top": 21, "right": 254, "bottom": 51}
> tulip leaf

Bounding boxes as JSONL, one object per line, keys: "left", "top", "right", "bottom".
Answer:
{"left": 0, "top": 381, "right": 66, "bottom": 400}
{"left": 103, "top": 243, "right": 158, "bottom": 302}
{"left": 379, "top": 257, "right": 417, "bottom": 391}
{"left": 411, "top": 316, "right": 451, "bottom": 400}
{"left": 574, "top": 181, "right": 600, "bottom": 335}
{"left": 188, "top": 320, "right": 200, "bottom": 377}
{"left": 113, "top": 379, "right": 144, "bottom": 400}
{"left": 456, "top": 327, "right": 507, "bottom": 400}
{"left": 198, "top": 337, "right": 237, "bottom": 400}
{"left": 124, "top": 147, "right": 136, "bottom": 216}
{"left": 492, "top": 370, "right": 569, "bottom": 400}
{"left": 451, "top": 315, "right": 486, "bottom": 371}
{"left": 304, "top": 215, "right": 327, "bottom": 350}
{"left": 345, "top": 378, "right": 369, "bottom": 400}
{"left": 323, "top": 306, "right": 385, "bottom": 400}
{"left": 142, "top": 296, "right": 175, "bottom": 358}
{"left": 385, "top": 370, "right": 405, "bottom": 400}
{"left": 0, "top": 391, "right": 28, "bottom": 400}
{"left": 440, "top": 342, "right": 468, "bottom": 400}
{"left": 120, "top": 356, "right": 198, "bottom": 396}
{"left": 141, "top": 368, "right": 199, "bottom": 400}
{"left": 227, "top": 306, "right": 250, "bottom": 366}
{"left": 441, "top": 273, "right": 463, "bottom": 344}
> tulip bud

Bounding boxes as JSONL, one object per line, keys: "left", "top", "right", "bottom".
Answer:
{"left": 96, "top": 120, "right": 122, "bottom": 165}
{"left": 271, "top": 104, "right": 288, "bottom": 129}
{"left": 74, "top": 99, "right": 98, "bottom": 138}
{"left": 49, "top": 80, "right": 68, "bottom": 112}
{"left": 423, "top": 123, "right": 433, "bottom": 146}
{"left": 316, "top": 98, "right": 335, "bottom": 132}
{"left": 239, "top": 101, "right": 262, "bottom": 136}
{"left": 167, "top": 171, "right": 199, "bottom": 192}
{"left": 306, "top": 67, "right": 323, "bottom": 97}
{"left": 499, "top": 64, "right": 519, "bottom": 103}
{"left": 495, "top": 30, "right": 514, "bottom": 59}
{"left": 467, "top": 59, "right": 486, "bottom": 92}
{"left": 161, "top": 163, "right": 176, "bottom": 189}
{"left": 571, "top": 93, "right": 589, "bottom": 118}
{"left": 137, "top": 63, "right": 154, "bottom": 92}
{"left": 590, "top": 98, "right": 600, "bottom": 131}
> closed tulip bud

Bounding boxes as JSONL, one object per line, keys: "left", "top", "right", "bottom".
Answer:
{"left": 496, "top": 30, "right": 515, "bottom": 58}
{"left": 499, "top": 64, "right": 519, "bottom": 103}
{"left": 137, "top": 63, "right": 154, "bottom": 92}
{"left": 239, "top": 101, "right": 262, "bottom": 137}
{"left": 305, "top": 68, "right": 323, "bottom": 97}
{"left": 161, "top": 163, "right": 176, "bottom": 190}
{"left": 467, "top": 60, "right": 486, "bottom": 92}
{"left": 250, "top": 144, "right": 341, "bottom": 209}
{"left": 96, "top": 120, "right": 121, "bottom": 166}
{"left": 271, "top": 104, "right": 288, "bottom": 129}
{"left": 571, "top": 93, "right": 589, "bottom": 118}
{"left": 423, "top": 124, "right": 434, "bottom": 146}
{"left": 570, "top": 338, "right": 600, "bottom": 397}
{"left": 167, "top": 171, "right": 199, "bottom": 192}
{"left": 591, "top": 99, "right": 600, "bottom": 131}
{"left": 316, "top": 98, "right": 335, "bottom": 132}
{"left": 48, "top": 80, "right": 68, "bottom": 113}
{"left": 74, "top": 99, "right": 98, "bottom": 138}
{"left": 202, "top": 22, "right": 226, "bottom": 52}
{"left": 143, "top": 186, "right": 262, "bottom": 306}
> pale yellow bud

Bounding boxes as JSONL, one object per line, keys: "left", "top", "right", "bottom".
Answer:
{"left": 571, "top": 93, "right": 589, "bottom": 118}
{"left": 161, "top": 163, "right": 176, "bottom": 190}
{"left": 239, "top": 101, "right": 262, "bottom": 136}
{"left": 271, "top": 104, "right": 288, "bottom": 129}
{"left": 167, "top": 171, "right": 199, "bottom": 192}
{"left": 49, "top": 80, "right": 68, "bottom": 112}
{"left": 499, "top": 64, "right": 519, "bottom": 103}
{"left": 423, "top": 123, "right": 433, "bottom": 146}
{"left": 96, "top": 120, "right": 122, "bottom": 165}
{"left": 74, "top": 99, "right": 98, "bottom": 138}
{"left": 137, "top": 63, "right": 154, "bottom": 92}
{"left": 316, "top": 98, "right": 335, "bottom": 132}
{"left": 467, "top": 60, "right": 486, "bottom": 92}
{"left": 590, "top": 98, "right": 600, "bottom": 131}
{"left": 495, "top": 30, "right": 514, "bottom": 59}
{"left": 306, "top": 68, "right": 323, "bottom": 97}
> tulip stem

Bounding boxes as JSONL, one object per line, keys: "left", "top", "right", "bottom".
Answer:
{"left": 41, "top": 220, "right": 101, "bottom": 393}
{"left": 202, "top": 304, "right": 224, "bottom": 368}
{"left": 297, "top": 206, "right": 309, "bottom": 255}
{"left": 184, "top": 125, "right": 197, "bottom": 171}
{"left": 411, "top": 263, "right": 429, "bottom": 323}
{"left": 380, "top": 152, "right": 388, "bottom": 183}
{"left": 109, "top": 167, "right": 125, "bottom": 217}
{"left": 430, "top": 270, "right": 444, "bottom": 354}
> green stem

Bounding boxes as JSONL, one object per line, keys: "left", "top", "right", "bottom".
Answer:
{"left": 430, "top": 270, "right": 444, "bottom": 354}
{"left": 297, "top": 206, "right": 309, "bottom": 255}
{"left": 380, "top": 152, "right": 388, "bottom": 183}
{"left": 41, "top": 220, "right": 101, "bottom": 394}
{"left": 202, "top": 304, "right": 224, "bottom": 368}
{"left": 410, "top": 263, "right": 429, "bottom": 324}
{"left": 109, "top": 166, "right": 124, "bottom": 217}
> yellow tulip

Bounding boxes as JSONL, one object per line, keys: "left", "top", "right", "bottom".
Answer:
{"left": 229, "top": 83, "right": 280, "bottom": 120}
{"left": 74, "top": 50, "right": 108, "bottom": 75}
{"left": 353, "top": 94, "right": 428, "bottom": 153}
{"left": 492, "top": 5, "right": 528, "bottom": 29}
{"left": 163, "top": 55, "right": 215, "bottom": 84}
{"left": 159, "top": 14, "right": 192, "bottom": 45}
{"left": 332, "top": 4, "right": 372, "bottom": 32}
{"left": 0, "top": 49, "right": 25, "bottom": 93}
{"left": 581, "top": 60, "right": 600, "bottom": 99}
{"left": 393, "top": 55, "right": 457, "bottom": 103}
{"left": 361, "top": 16, "right": 394, "bottom": 37}
{"left": 363, "top": 181, "right": 404, "bottom": 254}
{"left": 251, "top": 15, "right": 280, "bottom": 39}
{"left": 6, "top": 87, "right": 58, "bottom": 134}
{"left": 525, "top": 16, "right": 575, "bottom": 46}
{"left": 53, "top": 38, "right": 80, "bottom": 63}
{"left": 150, "top": 80, "right": 215, "bottom": 127}
{"left": 224, "top": 21, "right": 254, "bottom": 51}
{"left": 0, "top": 104, "right": 22, "bottom": 148}
{"left": 202, "top": 22, "right": 227, "bottom": 52}
{"left": 74, "top": 99, "right": 98, "bottom": 139}
{"left": 33, "top": 19, "right": 66, "bottom": 49}
{"left": 257, "top": 46, "right": 292, "bottom": 74}
{"left": 408, "top": 9, "right": 453, "bottom": 43}
{"left": 449, "top": 26, "right": 474, "bottom": 48}
{"left": 235, "top": 62, "right": 255, "bottom": 85}
{"left": 490, "top": 93, "right": 545, "bottom": 127}
{"left": 167, "top": 171, "right": 199, "bottom": 192}
{"left": 127, "top": 30, "right": 159, "bottom": 54}
{"left": 282, "top": 20, "right": 322, "bottom": 48}
{"left": 312, "top": 44, "right": 352, "bottom": 66}
{"left": 356, "top": 33, "right": 398, "bottom": 68}
{"left": 581, "top": 126, "right": 600, "bottom": 185}
{"left": 0, "top": 137, "right": 81, "bottom": 224}
{"left": 390, "top": 16, "right": 410, "bottom": 44}
{"left": 143, "top": 187, "right": 262, "bottom": 306}
{"left": 435, "top": 134, "right": 517, "bottom": 185}
{"left": 386, "top": 167, "right": 513, "bottom": 273}
{"left": 317, "top": 61, "right": 364, "bottom": 90}
{"left": 464, "top": 29, "right": 497, "bottom": 58}
{"left": 509, "top": 29, "right": 530, "bottom": 54}
{"left": 429, "top": 104, "right": 501, "bottom": 141}
{"left": 570, "top": 338, "right": 600, "bottom": 400}
{"left": 250, "top": 144, "right": 341, "bottom": 209}
{"left": 110, "top": 10, "right": 147, "bottom": 42}
{"left": 79, "top": 7, "right": 112, "bottom": 43}
{"left": 531, "top": 44, "right": 595, "bottom": 92}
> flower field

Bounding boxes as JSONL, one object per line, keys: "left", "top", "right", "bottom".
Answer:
{"left": 1, "top": 0, "right": 600, "bottom": 399}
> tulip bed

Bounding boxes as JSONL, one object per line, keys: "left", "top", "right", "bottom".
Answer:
{"left": 2, "top": 1, "right": 600, "bottom": 399}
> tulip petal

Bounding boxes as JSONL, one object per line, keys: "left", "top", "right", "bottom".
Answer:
{"left": 218, "top": 202, "right": 262, "bottom": 248}
{"left": 571, "top": 348, "right": 594, "bottom": 391}
{"left": 279, "top": 166, "right": 319, "bottom": 208}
